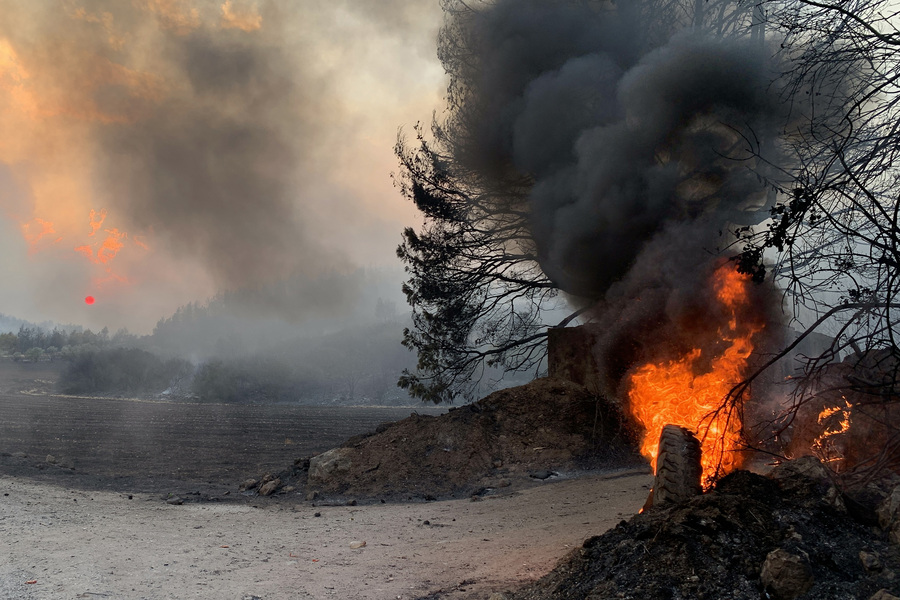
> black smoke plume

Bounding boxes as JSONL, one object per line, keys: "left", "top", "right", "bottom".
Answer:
{"left": 442, "top": 0, "right": 792, "bottom": 390}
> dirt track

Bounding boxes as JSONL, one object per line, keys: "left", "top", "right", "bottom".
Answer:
{"left": 1, "top": 466, "right": 651, "bottom": 599}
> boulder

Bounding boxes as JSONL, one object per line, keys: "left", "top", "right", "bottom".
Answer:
{"left": 877, "top": 486, "right": 900, "bottom": 543}
{"left": 258, "top": 478, "right": 281, "bottom": 496}
{"left": 844, "top": 482, "right": 895, "bottom": 526}
{"left": 760, "top": 548, "right": 814, "bottom": 600}
{"left": 860, "top": 550, "right": 883, "bottom": 573}
{"left": 769, "top": 456, "right": 845, "bottom": 512}
{"left": 308, "top": 448, "right": 353, "bottom": 484}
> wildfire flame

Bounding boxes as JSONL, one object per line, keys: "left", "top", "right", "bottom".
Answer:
{"left": 626, "top": 263, "right": 765, "bottom": 485}
{"left": 812, "top": 398, "right": 853, "bottom": 465}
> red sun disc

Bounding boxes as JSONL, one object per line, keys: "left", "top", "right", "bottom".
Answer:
{"left": 85, "top": 296, "right": 95, "bottom": 305}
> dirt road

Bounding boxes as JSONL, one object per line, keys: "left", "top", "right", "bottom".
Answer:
{"left": 0, "top": 469, "right": 650, "bottom": 599}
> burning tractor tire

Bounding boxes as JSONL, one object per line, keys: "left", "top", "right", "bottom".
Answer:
{"left": 652, "top": 424, "right": 702, "bottom": 505}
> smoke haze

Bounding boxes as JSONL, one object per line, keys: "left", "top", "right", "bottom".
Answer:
{"left": 0, "top": 0, "right": 444, "bottom": 332}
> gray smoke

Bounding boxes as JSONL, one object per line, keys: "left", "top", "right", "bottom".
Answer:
{"left": 450, "top": 0, "right": 784, "bottom": 299}
{"left": 591, "top": 222, "right": 786, "bottom": 393}
{"left": 0, "top": 0, "right": 443, "bottom": 330}
{"left": 98, "top": 24, "right": 328, "bottom": 297}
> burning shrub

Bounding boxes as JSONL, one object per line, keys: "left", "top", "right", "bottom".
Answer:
{"left": 777, "top": 349, "right": 900, "bottom": 484}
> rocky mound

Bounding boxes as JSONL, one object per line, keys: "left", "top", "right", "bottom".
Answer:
{"left": 503, "top": 457, "right": 900, "bottom": 600}
{"left": 293, "top": 378, "right": 640, "bottom": 502}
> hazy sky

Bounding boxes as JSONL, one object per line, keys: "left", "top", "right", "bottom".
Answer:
{"left": 0, "top": 0, "right": 445, "bottom": 332}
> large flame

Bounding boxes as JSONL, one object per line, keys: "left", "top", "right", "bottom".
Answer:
{"left": 626, "top": 263, "right": 765, "bottom": 485}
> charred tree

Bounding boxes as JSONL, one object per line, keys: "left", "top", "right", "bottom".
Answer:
{"left": 728, "top": 0, "right": 900, "bottom": 483}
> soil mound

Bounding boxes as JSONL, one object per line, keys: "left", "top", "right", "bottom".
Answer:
{"left": 505, "top": 465, "right": 900, "bottom": 600}
{"left": 294, "top": 378, "right": 640, "bottom": 502}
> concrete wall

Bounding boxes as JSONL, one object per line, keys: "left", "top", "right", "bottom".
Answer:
{"left": 547, "top": 325, "right": 604, "bottom": 394}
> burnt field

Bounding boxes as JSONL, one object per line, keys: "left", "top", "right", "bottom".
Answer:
{"left": 0, "top": 363, "right": 438, "bottom": 495}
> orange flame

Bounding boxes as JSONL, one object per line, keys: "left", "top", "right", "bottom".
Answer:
{"left": 626, "top": 263, "right": 765, "bottom": 485}
{"left": 813, "top": 398, "right": 853, "bottom": 465}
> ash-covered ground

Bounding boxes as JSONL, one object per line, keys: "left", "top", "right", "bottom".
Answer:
{"left": 490, "top": 460, "right": 900, "bottom": 600}
{"left": 0, "top": 361, "right": 439, "bottom": 498}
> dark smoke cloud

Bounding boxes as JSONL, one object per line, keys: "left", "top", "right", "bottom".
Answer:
{"left": 99, "top": 27, "right": 323, "bottom": 292}
{"left": 451, "top": 0, "right": 785, "bottom": 299}
{"left": 445, "top": 0, "right": 795, "bottom": 393}
{"left": 591, "top": 222, "right": 785, "bottom": 394}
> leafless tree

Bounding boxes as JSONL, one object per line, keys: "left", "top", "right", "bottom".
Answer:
{"left": 728, "top": 0, "right": 900, "bottom": 481}
{"left": 395, "top": 123, "right": 570, "bottom": 403}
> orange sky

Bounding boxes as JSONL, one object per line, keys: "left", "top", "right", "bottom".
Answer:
{"left": 0, "top": 0, "right": 445, "bottom": 332}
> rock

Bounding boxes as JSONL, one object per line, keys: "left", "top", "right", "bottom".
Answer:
{"left": 258, "top": 478, "right": 282, "bottom": 496}
{"left": 308, "top": 448, "right": 353, "bottom": 483}
{"left": 45, "top": 454, "right": 57, "bottom": 464}
{"left": 239, "top": 478, "right": 258, "bottom": 491}
{"left": 770, "top": 456, "right": 830, "bottom": 483}
{"left": 770, "top": 456, "right": 830, "bottom": 485}
{"left": 877, "top": 486, "right": 900, "bottom": 533}
{"left": 760, "top": 548, "right": 814, "bottom": 600}
{"left": 283, "top": 485, "right": 295, "bottom": 493}
{"left": 769, "top": 456, "right": 845, "bottom": 512}
{"left": 890, "top": 525, "right": 900, "bottom": 545}
{"left": 877, "top": 486, "right": 900, "bottom": 544}
{"left": 871, "top": 590, "right": 900, "bottom": 600}
{"left": 165, "top": 497, "right": 184, "bottom": 505}
{"left": 349, "top": 540, "right": 366, "bottom": 549}
{"left": 529, "top": 470, "right": 554, "bottom": 480}
{"left": 844, "top": 482, "right": 894, "bottom": 526}
{"left": 860, "top": 550, "right": 883, "bottom": 573}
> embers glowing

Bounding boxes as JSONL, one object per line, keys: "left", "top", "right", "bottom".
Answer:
{"left": 626, "top": 263, "right": 764, "bottom": 486}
